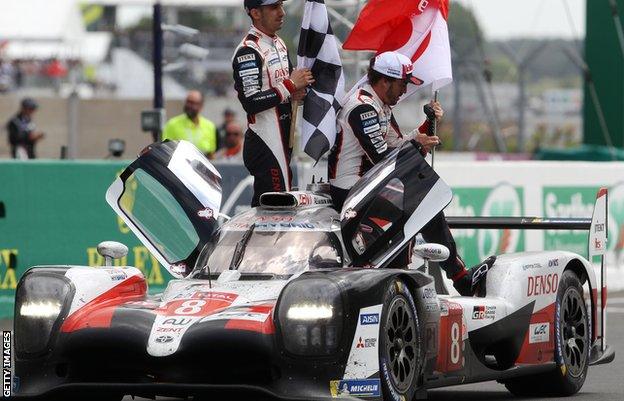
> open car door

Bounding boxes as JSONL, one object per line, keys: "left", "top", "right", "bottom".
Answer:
{"left": 106, "top": 140, "right": 222, "bottom": 278}
{"left": 341, "top": 141, "right": 453, "bottom": 268}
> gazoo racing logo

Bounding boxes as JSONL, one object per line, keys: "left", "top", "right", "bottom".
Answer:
{"left": 472, "top": 305, "right": 496, "bottom": 320}
{"left": 478, "top": 184, "right": 523, "bottom": 260}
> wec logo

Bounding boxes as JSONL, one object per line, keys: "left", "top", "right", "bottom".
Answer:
{"left": 529, "top": 322, "right": 550, "bottom": 344}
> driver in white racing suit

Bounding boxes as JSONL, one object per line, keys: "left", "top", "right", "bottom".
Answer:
{"left": 233, "top": 0, "right": 314, "bottom": 206}
{"left": 329, "top": 51, "right": 495, "bottom": 296}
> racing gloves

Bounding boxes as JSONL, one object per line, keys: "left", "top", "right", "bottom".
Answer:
{"left": 452, "top": 255, "right": 497, "bottom": 296}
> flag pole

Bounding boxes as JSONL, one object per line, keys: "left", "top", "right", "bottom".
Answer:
{"left": 289, "top": 100, "right": 299, "bottom": 149}
{"left": 431, "top": 90, "right": 439, "bottom": 168}
{"left": 423, "top": 90, "right": 439, "bottom": 169}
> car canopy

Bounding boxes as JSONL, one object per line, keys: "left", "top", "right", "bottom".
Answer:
{"left": 106, "top": 140, "right": 222, "bottom": 278}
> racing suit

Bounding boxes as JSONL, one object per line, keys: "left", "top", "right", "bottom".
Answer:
{"left": 328, "top": 84, "right": 468, "bottom": 281}
{"left": 233, "top": 26, "right": 297, "bottom": 206}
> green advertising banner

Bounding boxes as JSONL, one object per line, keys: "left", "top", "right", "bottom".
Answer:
{"left": 0, "top": 160, "right": 259, "bottom": 318}
{"left": 543, "top": 183, "right": 624, "bottom": 266}
{"left": 448, "top": 184, "right": 525, "bottom": 266}
{"left": 0, "top": 160, "right": 172, "bottom": 318}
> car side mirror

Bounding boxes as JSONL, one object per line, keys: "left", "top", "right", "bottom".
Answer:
{"left": 97, "top": 241, "right": 129, "bottom": 266}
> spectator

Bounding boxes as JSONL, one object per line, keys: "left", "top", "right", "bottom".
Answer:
{"left": 216, "top": 107, "right": 237, "bottom": 150}
{"left": 6, "top": 98, "right": 45, "bottom": 159}
{"left": 43, "top": 58, "right": 67, "bottom": 93}
{"left": 0, "top": 59, "right": 14, "bottom": 93}
{"left": 214, "top": 122, "right": 244, "bottom": 161}
{"left": 162, "top": 90, "right": 218, "bottom": 157}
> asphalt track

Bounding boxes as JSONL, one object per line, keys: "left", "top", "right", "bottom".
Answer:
{"left": 122, "top": 297, "right": 624, "bottom": 401}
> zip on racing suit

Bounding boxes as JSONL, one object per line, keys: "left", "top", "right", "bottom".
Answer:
{"left": 328, "top": 84, "right": 483, "bottom": 290}
{"left": 233, "top": 26, "right": 297, "bottom": 207}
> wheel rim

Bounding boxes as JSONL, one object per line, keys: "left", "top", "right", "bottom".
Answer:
{"left": 383, "top": 296, "right": 418, "bottom": 392}
{"left": 560, "top": 287, "right": 588, "bottom": 378}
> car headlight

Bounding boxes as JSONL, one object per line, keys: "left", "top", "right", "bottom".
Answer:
{"left": 14, "top": 270, "right": 73, "bottom": 356}
{"left": 277, "top": 277, "right": 343, "bottom": 356}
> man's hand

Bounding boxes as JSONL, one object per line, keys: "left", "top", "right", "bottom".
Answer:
{"left": 290, "top": 68, "right": 314, "bottom": 90}
{"left": 415, "top": 132, "right": 440, "bottom": 153}
{"left": 429, "top": 100, "right": 444, "bottom": 122}
{"left": 291, "top": 88, "right": 307, "bottom": 102}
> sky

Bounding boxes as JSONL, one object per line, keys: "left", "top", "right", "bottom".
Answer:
{"left": 454, "top": 0, "right": 586, "bottom": 40}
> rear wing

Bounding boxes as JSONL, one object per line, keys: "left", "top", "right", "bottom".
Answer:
{"left": 445, "top": 188, "right": 613, "bottom": 365}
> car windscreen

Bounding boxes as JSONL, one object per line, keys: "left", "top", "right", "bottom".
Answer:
{"left": 118, "top": 168, "right": 199, "bottom": 264}
{"left": 193, "top": 228, "right": 343, "bottom": 277}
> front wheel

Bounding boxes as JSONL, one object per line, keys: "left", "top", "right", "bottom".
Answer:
{"left": 504, "top": 269, "right": 589, "bottom": 396}
{"left": 379, "top": 280, "right": 423, "bottom": 401}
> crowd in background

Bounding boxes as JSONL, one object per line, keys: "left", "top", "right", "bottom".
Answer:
{"left": 0, "top": 58, "right": 79, "bottom": 93}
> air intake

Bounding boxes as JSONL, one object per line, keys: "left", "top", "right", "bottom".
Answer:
{"left": 259, "top": 192, "right": 298, "bottom": 208}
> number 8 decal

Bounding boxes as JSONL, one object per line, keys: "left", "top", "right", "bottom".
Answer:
{"left": 175, "top": 300, "right": 206, "bottom": 315}
{"left": 450, "top": 321, "right": 460, "bottom": 364}
{"left": 449, "top": 322, "right": 464, "bottom": 370}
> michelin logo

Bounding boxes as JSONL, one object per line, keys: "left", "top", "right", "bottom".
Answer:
{"left": 329, "top": 379, "right": 381, "bottom": 397}
{"left": 360, "top": 313, "right": 379, "bottom": 325}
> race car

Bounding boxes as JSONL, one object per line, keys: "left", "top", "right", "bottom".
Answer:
{"left": 13, "top": 140, "right": 614, "bottom": 400}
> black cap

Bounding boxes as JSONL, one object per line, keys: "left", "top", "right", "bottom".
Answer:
{"left": 244, "top": 0, "right": 284, "bottom": 12}
{"left": 21, "top": 98, "right": 38, "bottom": 110}
{"left": 223, "top": 107, "right": 236, "bottom": 116}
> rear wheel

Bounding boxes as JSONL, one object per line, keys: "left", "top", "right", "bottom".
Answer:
{"left": 379, "top": 280, "right": 423, "bottom": 401}
{"left": 504, "top": 269, "right": 589, "bottom": 396}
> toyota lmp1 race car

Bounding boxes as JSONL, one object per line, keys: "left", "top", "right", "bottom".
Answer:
{"left": 14, "top": 140, "right": 614, "bottom": 400}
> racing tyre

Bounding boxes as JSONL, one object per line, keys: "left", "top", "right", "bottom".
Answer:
{"left": 504, "top": 269, "right": 589, "bottom": 396}
{"left": 379, "top": 280, "right": 424, "bottom": 401}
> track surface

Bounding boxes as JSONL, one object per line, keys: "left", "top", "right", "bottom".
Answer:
{"left": 121, "top": 300, "right": 624, "bottom": 401}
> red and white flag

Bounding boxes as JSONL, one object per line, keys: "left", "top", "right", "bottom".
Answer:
{"left": 343, "top": 0, "right": 452, "bottom": 97}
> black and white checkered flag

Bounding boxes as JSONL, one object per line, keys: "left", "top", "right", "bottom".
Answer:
{"left": 297, "top": 0, "right": 345, "bottom": 162}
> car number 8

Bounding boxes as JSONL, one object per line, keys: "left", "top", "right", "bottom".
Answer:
{"left": 175, "top": 300, "right": 206, "bottom": 315}
{"left": 450, "top": 322, "right": 460, "bottom": 365}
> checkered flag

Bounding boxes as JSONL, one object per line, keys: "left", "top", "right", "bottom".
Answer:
{"left": 297, "top": 0, "right": 345, "bottom": 162}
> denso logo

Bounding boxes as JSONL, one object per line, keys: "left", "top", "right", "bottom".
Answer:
{"left": 360, "top": 313, "right": 379, "bottom": 325}
{"left": 274, "top": 68, "right": 288, "bottom": 80}
{"left": 527, "top": 273, "right": 559, "bottom": 296}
